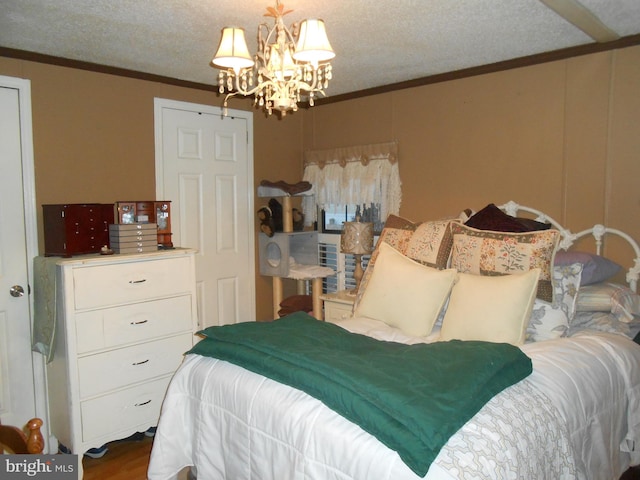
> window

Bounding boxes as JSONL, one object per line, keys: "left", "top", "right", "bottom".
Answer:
{"left": 301, "top": 141, "right": 401, "bottom": 230}
{"left": 302, "top": 142, "right": 398, "bottom": 294}
{"left": 320, "top": 203, "right": 384, "bottom": 235}
{"left": 318, "top": 233, "right": 374, "bottom": 294}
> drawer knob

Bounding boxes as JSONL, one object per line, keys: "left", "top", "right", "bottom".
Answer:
{"left": 129, "top": 279, "right": 147, "bottom": 284}
{"left": 134, "top": 399, "right": 152, "bottom": 407}
{"left": 132, "top": 359, "right": 150, "bottom": 366}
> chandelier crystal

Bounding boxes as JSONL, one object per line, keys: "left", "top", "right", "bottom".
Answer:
{"left": 211, "top": 1, "right": 335, "bottom": 117}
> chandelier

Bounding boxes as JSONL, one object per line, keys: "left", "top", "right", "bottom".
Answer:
{"left": 211, "top": 1, "right": 335, "bottom": 117}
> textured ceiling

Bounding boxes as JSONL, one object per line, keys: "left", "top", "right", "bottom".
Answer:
{"left": 1, "top": 0, "right": 640, "bottom": 99}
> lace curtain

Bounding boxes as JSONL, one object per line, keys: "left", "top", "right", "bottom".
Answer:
{"left": 301, "top": 141, "right": 402, "bottom": 226}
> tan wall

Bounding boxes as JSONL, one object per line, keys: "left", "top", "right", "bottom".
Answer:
{"left": 0, "top": 56, "right": 303, "bottom": 321}
{"left": 252, "top": 111, "right": 305, "bottom": 320}
{"left": 302, "top": 45, "right": 640, "bottom": 271}
{"left": 2, "top": 43, "right": 639, "bottom": 319}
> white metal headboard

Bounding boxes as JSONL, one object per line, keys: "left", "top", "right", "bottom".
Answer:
{"left": 499, "top": 201, "right": 640, "bottom": 292}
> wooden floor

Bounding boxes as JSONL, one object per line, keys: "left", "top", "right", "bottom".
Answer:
{"left": 83, "top": 433, "right": 153, "bottom": 480}
{"left": 83, "top": 432, "right": 189, "bottom": 480}
{"left": 82, "top": 434, "right": 640, "bottom": 480}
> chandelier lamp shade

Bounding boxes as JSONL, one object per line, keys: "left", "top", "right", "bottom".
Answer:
{"left": 211, "top": 1, "right": 335, "bottom": 117}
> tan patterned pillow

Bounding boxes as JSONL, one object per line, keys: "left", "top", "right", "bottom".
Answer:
{"left": 449, "top": 223, "right": 560, "bottom": 302}
{"left": 354, "top": 215, "right": 458, "bottom": 308}
{"left": 405, "top": 220, "right": 457, "bottom": 268}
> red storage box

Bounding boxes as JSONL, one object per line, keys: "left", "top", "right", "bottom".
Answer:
{"left": 43, "top": 204, "right": 114, "bottom": 257}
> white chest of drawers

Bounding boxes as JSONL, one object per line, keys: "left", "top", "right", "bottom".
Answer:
{"left": 44, "top": 249, "right": 198, "bottom": 459}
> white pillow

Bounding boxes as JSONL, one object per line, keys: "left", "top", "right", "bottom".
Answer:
{"left": 440, "top": 268, "right": 541, "bottom": 345}
{"left": 354, "top": 242, "right": 457, "bottom": 337}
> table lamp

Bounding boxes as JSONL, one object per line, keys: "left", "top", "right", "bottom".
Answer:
{"left": 341, "top": 216, "right": 374, "bottom": 294}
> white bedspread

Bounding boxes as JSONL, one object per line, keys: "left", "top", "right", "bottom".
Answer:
{"left": 147, "top": 318, "right": 640, "bottom": 480}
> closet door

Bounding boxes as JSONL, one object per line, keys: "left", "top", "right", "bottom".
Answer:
{"left": 154, "top": 99, "right": 256, "bottom": 328}
{"left": 0, "top": 80, "right": 39, "bottom": 430}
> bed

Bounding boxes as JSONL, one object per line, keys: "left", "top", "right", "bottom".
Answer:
{"left": 147, "top": 201, "right": 640, "bottom": 480}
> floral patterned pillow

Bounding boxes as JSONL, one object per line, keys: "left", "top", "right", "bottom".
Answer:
{"left": 404, "top": 220, "right": 457, "bottom": 268}
{"left": 526, "top": 263, "right": 582, "bottom": 342}
{"left": 552, "top": 262, "right": 583, "bottom": 321}
{"left": 449, "top": 223, "right": 560, "bottom": 302}
{"left": 355, "top": 215, "right": 459, "bottom": 308}
{"left": 526, "top": 301, "right": 569, "bottom": 342}
{"left": 569, "top": 311, "right": 632, "bottom": 338}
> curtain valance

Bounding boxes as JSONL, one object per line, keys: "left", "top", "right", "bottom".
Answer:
{"left": 302, "top": 141, "right": 401, "bottom": 226}
{"left": 303, "top": 141, "right": 399, "bottom": 168}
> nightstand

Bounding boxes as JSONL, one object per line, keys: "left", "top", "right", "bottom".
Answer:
{"left": 320, "top": 290, "right": 356, "bottom": 323}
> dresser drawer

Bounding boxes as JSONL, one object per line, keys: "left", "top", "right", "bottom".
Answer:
{"left": 78, "top": 333, "right": 192, "bottom": 398}
{"left": 324, "top": 303, "right": 353, "bottom": 323}
{"left": 75, "top": 295, "right": 193, "bottom": 353}
{"left": 80, "top": 376, "right": 171, "bottom": 442}
{"left": 72, "top": 256, "right": 192, "bottom": 310}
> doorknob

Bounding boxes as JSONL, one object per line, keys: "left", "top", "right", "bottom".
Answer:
{"left": 9, "top": 285, "right": 25, "bottom": 297}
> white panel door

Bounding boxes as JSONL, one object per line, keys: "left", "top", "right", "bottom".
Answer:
{"left": 0, "top": 81, "right": 40, "bottom": 429}
{"left": 155, "top": 100, "right": 255, "bottom": 328}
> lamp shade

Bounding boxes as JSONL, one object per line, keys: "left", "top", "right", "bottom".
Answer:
{"left": 341, "top": 221, "right": 374, "bottom": 255}
{"left": 293, "top": 19, "right": 335, "bottom": 64}
{"left": 212, "top": 27, "right": 255, "bottom": 71}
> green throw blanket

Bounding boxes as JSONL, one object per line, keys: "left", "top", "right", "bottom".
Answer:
{"left": 187, "top": 312, "right": 532, "bottom": 476}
